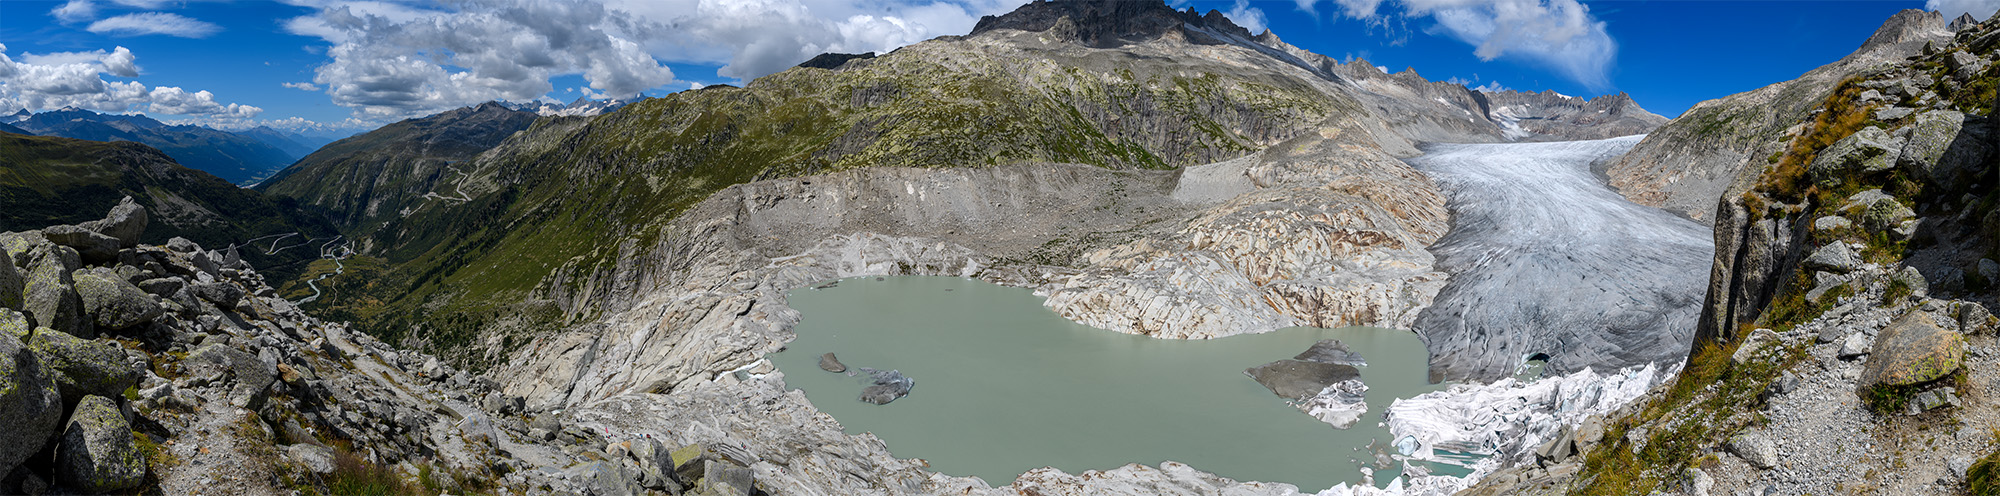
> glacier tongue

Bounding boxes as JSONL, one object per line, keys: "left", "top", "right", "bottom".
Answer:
{"left": 1403, "top": 136, "right": 1713, "bottom": 382}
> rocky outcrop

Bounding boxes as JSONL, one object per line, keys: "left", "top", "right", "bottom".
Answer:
{"left": 55, "top": 395, "right": 145, "bottom": 494}
{"left": 1604, "top": 9, "right": 1952, "bottom": 224}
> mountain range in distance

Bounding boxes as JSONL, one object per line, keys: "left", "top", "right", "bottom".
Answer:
{"left": 0, "top": 96, "right": 635, "bottom": 187}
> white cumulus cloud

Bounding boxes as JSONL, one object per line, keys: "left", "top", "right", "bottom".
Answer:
{"left": 1314, "top": 0, "right": 1615, "bottom": 90}
{"left": 0, "top": 44, "right": 259, "bottom": 118}
{"left": 282, "top": 82, "right": 320, "bottom": 91}
{"left": 1224, "top": 0, "right": 1269, "bottom": 35}
{"left": 51, "top": 0, "right": 99, "bottom": 23}
{"left": 1929, "top": 0, "right": 2000, "bottom": 21}
{"left": 283, "top": 0, "right": 1021, "bottom": 119}
{"left": 87, "top": 12, "right": 223, "bottom": 38}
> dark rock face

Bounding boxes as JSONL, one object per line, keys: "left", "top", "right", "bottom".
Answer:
{"left": 797, "top": 52, "right": 876, "bottom": 70}
{"left": 968, "top": 0, "right": 1253, "bottom": 48}
{"left": 54, "top": 395, "right": 144, "bottom": 494}
{"left": 0, "top": 324, "right": 64, "bottom": 479}
{"left": 1695, "top": 196, "right": 1811, "bottom": 351}
{"left": 1245, "top": 359, "right": 1359, "bottom": 400}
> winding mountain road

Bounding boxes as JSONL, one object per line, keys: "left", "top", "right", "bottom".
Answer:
{"left": 1405, "top": 136, "right": 1714, "bottom": 382}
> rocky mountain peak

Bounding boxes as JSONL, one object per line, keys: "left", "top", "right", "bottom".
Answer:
{"left": 1856, "top": 9, "right": 1951, "bottom": 59}
{"left": 1949, "top": 12, "right": 1981, "bottom": 32}
{"left": 968, "top": 0, "right": 1253, "bottom": 47}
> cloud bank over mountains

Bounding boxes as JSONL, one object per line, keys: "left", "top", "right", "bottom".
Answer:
{"left": 280, "top": 0, "right": 1019, "bottom": 119}
{"left": 10, "top": 0, "right": 1628, "bottom": 131}
{"left": 0, "top": 44, "right": 261, "bottom": 120}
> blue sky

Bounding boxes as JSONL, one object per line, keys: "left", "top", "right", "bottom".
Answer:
{"left": 0, "top": 0, "right": 1991, "bottom": 134}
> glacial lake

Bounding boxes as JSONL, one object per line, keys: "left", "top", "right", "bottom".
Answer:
{"left": 769, "top": 276, "right": 1452, "bottom": 491}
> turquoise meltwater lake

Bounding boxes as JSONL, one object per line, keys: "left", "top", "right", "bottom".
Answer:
{"left": 769, "top": 276, "right": 1450, "bottom": 491}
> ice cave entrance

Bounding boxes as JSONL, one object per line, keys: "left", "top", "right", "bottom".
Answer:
{"left": 768, "top": 275, "right": 1460, "bottom": 491}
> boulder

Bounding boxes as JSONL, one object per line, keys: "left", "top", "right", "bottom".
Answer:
{"left": 22, "top": 246, "right": 85, "bottom": 337}
{"left": 1862, "top": 199, "right": 1916, "bottom": 232}
{"left": 1245, "top": 359, "right": 1360, "bottom": 400}
{"left": 38, "top": 226, "right": 119, "bottom": 265}
{"left": 1892, "top": 265, "right": 1930, "bottom": 300}
{"left": 1725, "top": 433, "right": 1778, "bottom": 469}
{"left": 1839, "top": 333, "right": 1872, "bottom": 359}
{"left": 1980, "top": 258, "right": 2000, "bottom": 283}
{"left": 1803, "top": 243, "right": 1862, "bottom": 273}
{"left": 55, "top": 395, "right": 144, "bottom": 494}
{"left": 187, "top": 282, "right": 243, "bottom": 308}
{"left": 818, "top": 352, "right": 846, "bottom": 373}
{"left": 73, "top": 271, "right": 162, "bottom": 332}
{"left": 701, "top": 459, "right": 754, "bottom": 496}
{"left": 284, "top": 444, "right": 335, "bottom": 474}
{"left": 26, "top": 328, "right": 140, "bottom": 407}
{"left": 77, "top": 197, "right": 146, "bottom": 249}
{"left": 1810, "top": 126, "right": 1902, "bottom": 187}
{"left": 1897, "top": 110, "right": 1988, "bottom": 188}
{"left": 1861, "top": 311, "right": 1964, "bottom": 387}
{"left": 1873, "top": 107, "right": 1915, "bottom": 121}
{"left": 0, "top": 325, "right": 64, "bottom": 479}
{"left": 188, "top": 344, "right": 275, "bottom": 409}
{"left": 1731, "top": 328, "right": 1781, "bottom": 366}
{"left": 1960, "top": 303, "right": 1994, "bottom": 335}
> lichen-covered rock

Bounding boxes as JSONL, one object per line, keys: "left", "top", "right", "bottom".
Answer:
{"left": 72, "top": 271, "right": 162, "bottom": 331}
{"left": 78, "top": 197, "right": 147, "bottom": 249}
{"left": 1861, "top": 311, "right": 1964, "bottom": 387}
{"left": 0, "top": 231, "right": 44, "bottom": 268}
{"left": 54, "top": 395, "right": 145, "bottom": 494}
{"left": 0, "top": 318, "right": 64, "bottom": 479}
{"left": 22, "top": 245, "right": 86, "bottom": 338}
{"left": 26, "top": 327, "right": 140, "bottom": 407}
{"left": 1863, "top": 198, "right": 1916, "bottom": 232}
{"left": 39, "top": 226, "right": 120, "bottom": 265}
{"left": 0, "top": 250, "right": 21, "bottom": 311}
{"left": 1810, "top": 126, "right": 1903, "bottom": 187}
